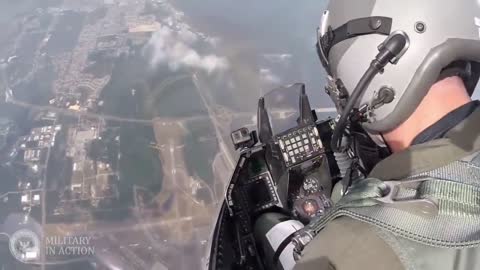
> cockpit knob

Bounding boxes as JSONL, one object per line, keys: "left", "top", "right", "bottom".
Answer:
{"left": 302, "top": 200, "right": 319, "bottom": 216}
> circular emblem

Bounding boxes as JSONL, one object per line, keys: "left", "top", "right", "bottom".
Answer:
{"left": 9, "top": 229, "right": 40, "bottom": 262}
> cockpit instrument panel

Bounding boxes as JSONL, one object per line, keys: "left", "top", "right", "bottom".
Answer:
{"left": 276, "top": 125, "right": 324, "bottom": 167}
{"left": 242, "top": 172, "right": 280, "bottom": 213}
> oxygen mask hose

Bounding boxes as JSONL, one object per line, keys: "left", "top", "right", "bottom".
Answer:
{"left": 331, "top": 33, "right": 408, "bottom": 152}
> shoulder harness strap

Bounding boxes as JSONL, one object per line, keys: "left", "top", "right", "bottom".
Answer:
{"left": 293, "top": 155, "right": 480, "bottom": 259}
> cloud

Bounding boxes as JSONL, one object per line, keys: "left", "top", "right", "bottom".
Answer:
{"left": 146, "top": 25, "right": 229, "bottom": 73}
{"left": 205, "top": 37, "right": 221, "bottom": 47}
{"left": 262, "top": 53, "right": 293, "bottom": 64}
{"left": 260, "top": 68, "right": 281, "bottom": 84}
{"left": 163, "top": 16, "right": 174, "bottom": 27}
{"left": 145, "top": 1, "right": 228, "bottom": 73}
{"left": 177, "top": 27, "right": 198, "bottom": 43}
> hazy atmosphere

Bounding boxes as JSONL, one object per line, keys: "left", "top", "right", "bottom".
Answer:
{"left": 1, "top": 1, "right": 478, "bottom": 270}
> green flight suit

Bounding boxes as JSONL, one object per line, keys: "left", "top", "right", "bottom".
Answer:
{"left": 294, "top": 107, "right": 480, "bottom": 270}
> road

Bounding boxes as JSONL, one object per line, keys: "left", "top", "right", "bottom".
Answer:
{"left": 105, "top": 234, "right": 148, "bottom": 270}
{"left": 51, "top": 214, "right": 204, "bottom": 245}
{"left": 4, "top": 68, "right": 336, "bottom": 131}
{"left": 151, "top": 120, "right": 214, "bottom": 243}
{"left": 40, "top": 117, "right": 57, "bottom": 270}
{"left": 5, "top": 93, "right": 263, "bottom": 127}
{"left": 192, "top": 73, "right": 236, "bottom": 169}
{"left": 0, "top": 189, "right": 43, "bottom": 200}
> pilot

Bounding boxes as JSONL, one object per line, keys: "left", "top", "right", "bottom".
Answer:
{"left": 294, "top": 1, "right": 480, "bottom": 270}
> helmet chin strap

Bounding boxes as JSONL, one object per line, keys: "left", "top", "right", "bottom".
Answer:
{"left": 438, "top": 61, "right": 480, "bottom": 97}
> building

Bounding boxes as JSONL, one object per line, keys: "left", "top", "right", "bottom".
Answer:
{"left": 32, "top": 193, "right": 41, "bottom": 205}
{"left": 21, "top": 194, "right": 31, "bottom": 205}
{"left": 68, "top": 128, "right": 97, "bottom": 200}
{"left": 19, "top": 125, "right": 61, "bottom": 163}
{"left": 67, "top": 126, "right": 119, "bottom": 204}
{"left": 21, "top": 125, "right": 62, "bottom": 150}
{"left": 23, "top": 149, "right": 47, "bottom": 163}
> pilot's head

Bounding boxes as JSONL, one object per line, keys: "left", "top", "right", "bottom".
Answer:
{"left": 317, "top": 0, "right": 480, "bottom": 145}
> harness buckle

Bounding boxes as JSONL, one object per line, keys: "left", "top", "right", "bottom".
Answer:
{"left": 291, "top": 230, "right": 314, "bottom": 261}
{"left": 376, "top": 179, "right": 439, "bottom": 218}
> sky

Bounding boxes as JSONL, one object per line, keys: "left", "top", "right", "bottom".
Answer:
{"left": 144, "top": 0, "right": 480, "bottom": 107}
{"left": 143, "top": 0, "right": 333, "bottom": 111}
